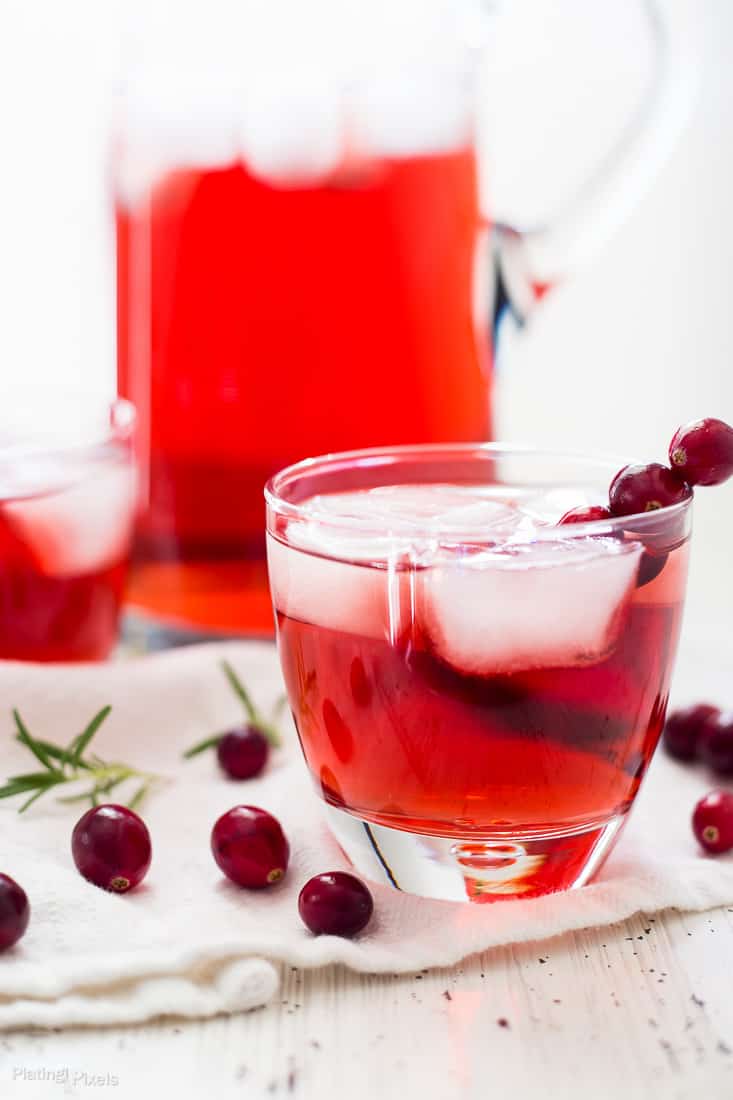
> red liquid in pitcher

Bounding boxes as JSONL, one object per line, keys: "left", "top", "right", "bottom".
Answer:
{"left": 117, "top": 149, "right": 490, "bottom": 634}
{"left": 270, "top": 484, "right": 688, "bottom": 898}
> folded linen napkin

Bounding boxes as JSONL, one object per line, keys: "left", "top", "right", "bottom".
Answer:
{"left": 0, "top": 630, "right": 731, "bottom": 1029}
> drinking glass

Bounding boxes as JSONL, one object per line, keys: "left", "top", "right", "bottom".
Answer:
{"left": 114, "top": 0, "right": 698, "bottom": 640}
{"left": 0, "top": 394, "right": 137, "bottom": 662}
{"left": 266, "top": 444, "right": 691, "bottom": 901}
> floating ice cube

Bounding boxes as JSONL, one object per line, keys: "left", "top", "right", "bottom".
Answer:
{"left": 4, "top": 464, "right": 137, "bottom": 577}
{"left": 267, "top": 531, "right": 409, "bottom": 640}
{"left": 419, "top": 536, "right": 642, "bottom": 675}
{"left": 302, "top": 485, "right": 524, "bottom": 536}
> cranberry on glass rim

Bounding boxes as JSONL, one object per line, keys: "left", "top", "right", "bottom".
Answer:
{"left": 558, "top": 505, "right": 612, "bottom": 525}
{"left": 669, "top": 418, "right": 733, "bottom": 487}
{"left": 608, "top": 463, "right": 691, "bottom": 517}
{"left": 71, "top": 804, "right": 152, "bottom": 893}
{"left": 0, "top": 873, "right": 30, "bottom": 951}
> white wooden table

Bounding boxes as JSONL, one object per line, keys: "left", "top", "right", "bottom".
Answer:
{"left": 3, "top": 904, "right": 732, "bottom": 1100}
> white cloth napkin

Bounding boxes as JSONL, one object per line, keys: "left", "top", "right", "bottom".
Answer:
{"left": 0, "top": 630, "right": 731, "bottom": 1030}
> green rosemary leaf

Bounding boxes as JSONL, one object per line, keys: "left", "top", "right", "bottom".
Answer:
{"left": 18, "top": 788, "right": 49, "bottom": 813}
{"left": 12, "top": 710, "right": 59, "bottom": 773}
{"left": 182, "top": 734, "right": 222, "bottom": 760}
{"left": 127, "top": 782, "right": 149, "bottom": 811}
{"left": 221, "top": 660, "right": 259, "bottom": 722}
{"left": 68, "top": 706, "right": 112, "bottom": 768}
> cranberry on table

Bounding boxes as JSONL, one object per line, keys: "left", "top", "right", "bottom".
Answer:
{"left": 663, "top": 704, "right": 720, "bottom": 761}
{"left": 558, "top": 505, "right": 612, "bottom": 525}
{"left": 698, "top": 714, "right": 733, "bottom": 776}
{"left": 71, "top": 804, "right": 152, "bottom": 893}
{"left": 211, "top": 805, "right": 289, "bottom": 888}
{"left": 692, "top": 790, "right": 733, "bottom": 854}
{"left": 298, "top": 872, "right": 374, "bottom": 937}
{"left": 669, "top": 418, "right": 733, "bottom": 487}
{"left": 608, "top": 463, "right": 691, "bottom": 517}
{"left": 0, "top": 873, "right": 30, "bottom": 951}
{"left": 217, "top": 725, "right": 269, "bottom": 780}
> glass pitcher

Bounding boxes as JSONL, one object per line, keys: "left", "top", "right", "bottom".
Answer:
{"left": 114, "top": 0, "right": 698, "bottom": 641}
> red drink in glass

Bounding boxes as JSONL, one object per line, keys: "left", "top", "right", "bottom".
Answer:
{"left": 116, "top": 149, "right": 489, "bottom": 636}
{"left": 266, "top": 446, "right": 691, "bottom": 902}
{"left": 0, "top": 399, "right": 137, "bottom": 662}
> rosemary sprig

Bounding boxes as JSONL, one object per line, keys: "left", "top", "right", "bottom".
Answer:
{"left": 183, "top": 660, "right": 282, "bottom": 760}
{"left": 0, "top": 707, "right": 161, "bottom": 812}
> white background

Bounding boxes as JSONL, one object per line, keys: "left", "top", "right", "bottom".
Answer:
{"left": 0, "top": 0, "right": 730, "bottom": 626}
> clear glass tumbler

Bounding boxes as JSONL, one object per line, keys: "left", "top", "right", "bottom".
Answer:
{"left": 266, "top": 444, "right": 691, "bottom": 901}
{"left": 0, "top": 393, "right": 137, "bottom": 662}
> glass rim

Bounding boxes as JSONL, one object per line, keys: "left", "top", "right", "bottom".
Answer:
{"left": 0, "top": 395, "right": 136, "bottom": 463}
{"left": 264, "top": 441, "right": 693, "bottom": 541}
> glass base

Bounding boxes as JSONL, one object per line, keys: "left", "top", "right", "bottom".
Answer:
{"left": 322, "top": 802, "right": 626, "bottom": 902}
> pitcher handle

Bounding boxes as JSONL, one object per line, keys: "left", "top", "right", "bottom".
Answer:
{"left": 494, "top": 0, "right": 703, "bottom": 327}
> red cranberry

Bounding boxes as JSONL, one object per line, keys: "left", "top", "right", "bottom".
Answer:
{"left": 298, "top": 872, "right": 374, "bottom": 937}
{"left": 608, "top": 463, "right": 691, "bottom": 517}
{"left": 663, "top": 704, "right": 720, "bottom": 761}
{"left": 692, "top": 790, "right": 733, "bottom": 854}
{"left": 558, "top": 505, "right": 612, "bottom": 525}
{"left": 699, "top": 713, "right": 733, "bottom": 776}
{"left": 217, "top": 725, "right": 269, "bottom": 780}
{"left": 211, "top": 805, "right": 289, "bottom": 888}
{"left": 0, "top": 873, "right": 30, "bottom": 951}
{"left": 71, "top": 804, "right": 152, "bottom": 893}
{"left": 669, "top": 418, "right": 733, "bottom": 487}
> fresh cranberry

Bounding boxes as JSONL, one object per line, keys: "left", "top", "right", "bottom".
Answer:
{"left": 608, "top": 463, "right": 691, "bottom": 517}
{"left": 298, "top": 872, "right": 373, "bottom": 937}
{"left": 699, "top": 713, "right": 733, "bottom": 776}
{"left": 669, "top": 418, "right": 733, "bottom": 487}
{"left": 211, "top": 805, "right": 289, "bottom": 888}
{"left": 558, "top": 505, "right": 612, "bottom": 525}
{"left": 692, "top": 790, "right": 733, "bottom": 854}
{"left": 71, "top": 804, "right": 152, "bottom": 893}
{"left": 0, "top": 873, "right": 30, "bottom": 951}
{"left": 217, "top": 725, "right": 269, "bottom": 780}
{"left": 663, "top": 704, "right": 720, "bottom": 761}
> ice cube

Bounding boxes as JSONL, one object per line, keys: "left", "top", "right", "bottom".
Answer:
{"left": 4, "top": 464, "right": 137, "bottom": 577}
{"left": 267, "top": 530, "right": 409, "bottom": 640}
{"left": 419, "top": 536, "right": 642, "bottom": 675}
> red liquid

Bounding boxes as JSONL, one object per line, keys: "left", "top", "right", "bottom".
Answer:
{"left": 117, "top": 149, "right": 490, "bottom": 634}
{"left": 275, "top": 548, "right": 687, "bottom": 898}
{"left": 0, "top": 508, "right": 126, "bottom": 662}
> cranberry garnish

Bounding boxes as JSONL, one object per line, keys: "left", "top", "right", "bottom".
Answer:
{"left": 216, "top": 725, "right": 269, "bottom": 780}
{"left": 71, "top": 804, "right": 152, "bottom": 893}
{"left": 608, "top": 463, "right": 691, "bottom": 517}
{"left": 699, "top": 713, "right": 733, "bottom": 776}
{"left": 298, "top": 872, "right": 374, "bottom": 937}
{"left": 558, "top": 505, "right": 612, "bottom": 525}
{"left": 0, "top": 873, "right": 30, "bottom": 951}
{"left": 692, "top": 790, "right": 733, "bottom": 854}
{"left": 663, "top": 704, "right": 720, "bottom": 761}
{"left": 669, "top": 418, "right": 733, "bottom": 487}
{"left": 211, "top": 805, "right": 289, "bottom": 888}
